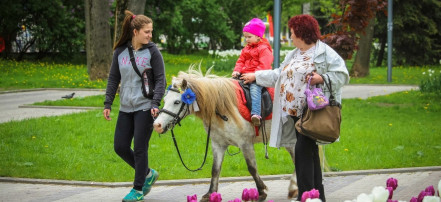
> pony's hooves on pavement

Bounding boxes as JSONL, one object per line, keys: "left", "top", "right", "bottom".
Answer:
{"left": 199, "top": 194, "right": 210, "bottom": 202}
{"left": 288, "top": 189, "right": 299, "bottom": 199}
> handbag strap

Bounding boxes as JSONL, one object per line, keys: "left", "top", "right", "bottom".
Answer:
{"left": 128, "top": 47, "right": 142, "bottom": 78}
{"left": 322, "top": 74, "right": 341, "bottom": 107}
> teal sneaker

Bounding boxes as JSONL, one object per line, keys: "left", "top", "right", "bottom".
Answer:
{"left": 142, "top": 168, "right": 159, "bottom": 196}
{"left": 122, "top": 189, "right": 144, "bottom": 202}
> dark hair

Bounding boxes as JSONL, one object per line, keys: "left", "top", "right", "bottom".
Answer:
{"left": 113, "top": 10, "right": 153, "bottom": 50}
{"left": 288, "top": 14, "right": 321, "bottom": 45}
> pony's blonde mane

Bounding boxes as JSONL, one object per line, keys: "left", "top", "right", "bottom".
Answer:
{"left": 175, "top": 66, "right": 241, "bottom": 127}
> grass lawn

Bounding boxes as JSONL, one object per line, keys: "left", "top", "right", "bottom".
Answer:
{"left": 0, "top": 53, "right": 440, "bottom": 182}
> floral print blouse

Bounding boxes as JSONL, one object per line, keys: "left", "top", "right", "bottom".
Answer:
{"left": 279, "top": 47, "right": 316, "bottom": 118}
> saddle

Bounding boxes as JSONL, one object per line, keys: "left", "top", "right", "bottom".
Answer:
{"left": 234, "top": 79, "right": 274, "bottom": 122}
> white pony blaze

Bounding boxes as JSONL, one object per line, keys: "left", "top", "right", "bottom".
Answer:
{"left": 153, "top": 67, "right": 298, "bottom": 201}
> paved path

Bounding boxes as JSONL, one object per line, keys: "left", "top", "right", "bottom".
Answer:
{"left": 0, "top": 167, "right": 440, "bottom": 202}
{"left": 1, "top": 85, "right": 429, "bottom": 202}
{"left": 0, "top": 89, "right": 104, "bottom": 123}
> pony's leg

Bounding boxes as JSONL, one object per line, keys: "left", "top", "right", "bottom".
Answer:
{"left": 241, "top": 143, "right": 267, "bottom": 201}
{"left": 285, "top": 146, "right": 298, "bottom": 199}
{"left": 200, "top": 141, "right": 227, "bottom": 202}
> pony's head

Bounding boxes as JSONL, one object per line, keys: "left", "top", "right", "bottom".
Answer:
{"left": 153, "top": 66, "right": 241, "bottom": 134}
{"left": 153, "top": 77, "right": 193, "bottom": 134}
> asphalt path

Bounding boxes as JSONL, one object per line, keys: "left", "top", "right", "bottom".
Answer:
{"left": 0, "top": 85, "right": 418, "bottom": 123}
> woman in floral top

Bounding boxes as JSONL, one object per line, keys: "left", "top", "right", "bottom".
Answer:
{"left": 241, "top": 14, "right": 350, "bottom": 201}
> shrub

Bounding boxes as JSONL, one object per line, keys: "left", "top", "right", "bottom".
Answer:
{"left": 420, "top": 69, "right": 441, "bottom": 94}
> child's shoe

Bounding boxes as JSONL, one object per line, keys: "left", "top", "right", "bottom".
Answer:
{"left": 251, "top": 114, "right": 262, "bottom": 126}
{"left": 122, "top": 189, "right": 144, "bottom": 202}
{"left": 142, "top": 168, "right": 159, "bottom": 196}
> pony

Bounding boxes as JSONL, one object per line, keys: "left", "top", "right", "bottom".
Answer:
{"left": 153, "top": 67, "right": 298, "bottom": 201}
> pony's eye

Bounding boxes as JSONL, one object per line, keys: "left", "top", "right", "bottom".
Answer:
{"left": 174, "top": 100, "right": 181, "bottom": 104}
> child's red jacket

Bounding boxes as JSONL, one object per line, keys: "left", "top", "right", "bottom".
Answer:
{"left": 234, "top": 38, "right": 273, "bottom": 74}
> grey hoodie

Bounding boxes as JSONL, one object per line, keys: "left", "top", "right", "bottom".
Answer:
{"left": 104, "top": 41, "right": 166, "bottom": 112}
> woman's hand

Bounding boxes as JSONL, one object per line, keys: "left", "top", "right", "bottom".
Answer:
{"left": 306, "top": 72, "right": 324, "bottom": 85}
{"left": 103, "top": 109, "right": 111, "bottom": 121}
{"left": 151, "top": 107, "right": 160, "bottom": 118}
{"left": 240, "top": 73, "right": 256, "bottom": 84}
{"left": 232, "top": 71, "right": 240, "bottom": 78}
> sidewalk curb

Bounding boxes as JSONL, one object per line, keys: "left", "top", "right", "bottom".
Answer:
{"left": 0, "top": 88, "right": 105, "bottom": 94}
{"left": 1, "top": 166, "right": 440, "bottom": 188}
{"left": 18, "top": 104, "right": 101, "bottom": 110}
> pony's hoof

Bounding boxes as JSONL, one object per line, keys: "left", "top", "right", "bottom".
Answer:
{"left": 199, "top": 193, "right": 210, "bottom": 202}
{"left": 288, "top": 189, "right": 299, "bottom": 199}
{"left": 257, "top": 193, "right": 267, "bottom": 202}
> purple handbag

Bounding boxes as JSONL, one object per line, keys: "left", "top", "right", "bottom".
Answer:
{"left": 305, "top": 76, "right": 329, "bottom": 110}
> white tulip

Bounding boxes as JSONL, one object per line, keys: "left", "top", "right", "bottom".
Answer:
{"left": 356, "top": 193, "right": 373, "bottom": 202}
{"left": 422, "top": 196, "right": 441, "bottom": 202}
{"left": 371, "top": 186, "right": 389, "bottom": 202}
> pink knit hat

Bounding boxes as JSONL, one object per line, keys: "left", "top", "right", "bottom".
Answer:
{"left": 243, "top": 18, "right": 265, "bottom": 38}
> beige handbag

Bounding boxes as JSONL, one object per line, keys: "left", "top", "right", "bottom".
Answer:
{"left": 295, "top": 75, "right": 341, "bottom": 144}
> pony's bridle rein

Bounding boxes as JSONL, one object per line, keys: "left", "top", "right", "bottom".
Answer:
{"left": 158, "top": 87, "right": 190, "bottom": 133}
{"left": 157, "top": 87, "right": 210, "bottom": 172}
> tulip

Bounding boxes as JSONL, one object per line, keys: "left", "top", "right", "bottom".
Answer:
{"left": 187, "top": 194, "right": 197, "bottom": 202}
{"left": 242, "top": 188, "right": 250, "bottom": 201}
{"left": 309, "top": 189, "right": 320, "bottom": 199}
{"left": 386, "top": 187, "right": 394, "bottom": 199}
{"left": 356, "top": 193, "right": 373, "bottom": 202}
{"left": 386, "top": 178, "right": 398, "bottom": 191}
{"left": 422, "top": 196, "right": 441, "bottom": 202}
{"left": 248, "top": 188, "right": 259, "bottom": 201}
{"left": 426, "top": 186, "right": 436, "bottom": 196}
{"left": 372, "top": 186, "right": 389, "bottom": 202}
{"left": 410, "top": 197, "right": 418, "bottom": 202}
{"left": 419, "top": 191, "right": 432, "bottom": 202}
{"left": 438, "top": 179, "right": 441, "bottom": 196}
{"left": 209, "top": 192, "right": 222, "bottom": 202}
{"left": 228, "top": 198, "right": 241, "bottom": 202}
{"left": 301, "top": 191, "right": 311, "bottom": 202}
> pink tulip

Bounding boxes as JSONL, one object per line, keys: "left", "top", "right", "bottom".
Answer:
{"left": 301, "top": 191, "right": 311, "bottom": 202}
{"left": 418, "top": 191, "right": 431, "bottom": 202}
{"left": 410, "top": 197, "right": 418, "bottom": 202}
{"left": 425, "top": 185, "right": 436, "bottom": 196}
{"left": 187, "top": 194, "right": 197, "bottom": 202}
{"left": 386, "top": 187, "right": 394, "bottom": 199}
{"left": 242, "top": 188, "right": 250, "bottom": 201}
{"left": 309, "top": 189, "right": 320, "bottom": 199}
{"left": 386, "top": 178, "right": 398, "bottom": 190}
{"left": 248, "top": 188, "right": 259, "bottom": 200}
{"left": 209, "top": 192, "right": 222, "bottom": 202}
{"left": 228, "top": 198, "right": 241, "bottom": 202}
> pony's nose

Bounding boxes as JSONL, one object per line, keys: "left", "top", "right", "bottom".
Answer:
{"left": 153, "top": 122, "right": 163, "bottom": 134}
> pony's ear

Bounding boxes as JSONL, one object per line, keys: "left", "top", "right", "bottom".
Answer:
{"left": 182, "top": 79, "right": 188, "bottom": 89}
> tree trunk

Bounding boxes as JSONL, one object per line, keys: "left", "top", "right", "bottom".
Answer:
{"left": 113, "top": 0, "right": 146, "bottom": 47}
{"left": 85, "top": 0, "right": 113, "bottom": 80}
{"left": 113, "top": 0, "right": 130, "bottom": 46}
{"left": 351, "top": 18, "right": 375, "bottom": 78}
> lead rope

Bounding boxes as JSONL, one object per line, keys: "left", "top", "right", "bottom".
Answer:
{"left": 171, "top": 120, "right": 211, "bottom": 172}
{"left": 261, "top": 118, "right": 269, "bottom": 159}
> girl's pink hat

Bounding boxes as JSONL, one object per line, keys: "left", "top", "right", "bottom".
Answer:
{"left": 243, "top": 18, "right": 266, "bottom": 38}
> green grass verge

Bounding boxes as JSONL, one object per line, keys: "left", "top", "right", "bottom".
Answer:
{"left": 1, "top": 90, "right": 440, "bottom": 182}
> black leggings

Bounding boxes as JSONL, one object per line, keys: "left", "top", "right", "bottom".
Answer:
{"left": 114, "top": 110, "right": 154, "bottom": 190}
{"left": 292, "top": 116, "right": 326, "bottom": 201}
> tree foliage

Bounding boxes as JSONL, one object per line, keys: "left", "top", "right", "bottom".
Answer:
{"left": 322, "top": 0, "right": 386, "bottom": 60}
{"left": 0, "top": 0, "right": 85, "bottom": 60}
{"left": 374, "top": 0, "right": 441, "bottom": 66}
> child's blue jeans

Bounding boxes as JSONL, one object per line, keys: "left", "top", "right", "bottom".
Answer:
{"left": 250, "top": 82, "right": 262, "bottom": 116}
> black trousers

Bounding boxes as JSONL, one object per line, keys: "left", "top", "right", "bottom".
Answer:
{"left": 292, "top": 116, "right": 326, "bottom": 201}
{"left": 114, "top": 110, "right": 154, "bottom": 190}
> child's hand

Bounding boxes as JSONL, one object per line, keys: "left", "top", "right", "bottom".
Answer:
{"left": 232, "top": 71, "right": 240, "bottom": 78}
